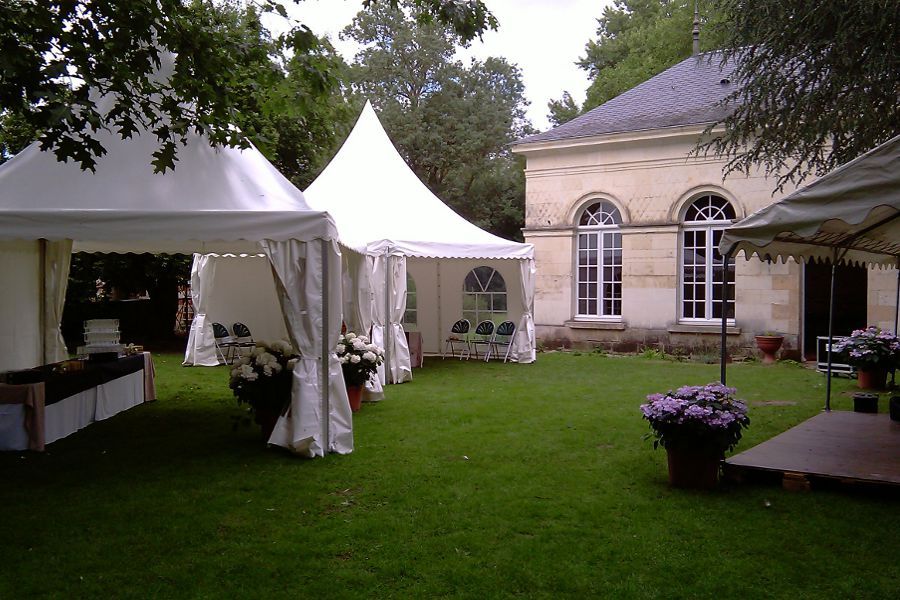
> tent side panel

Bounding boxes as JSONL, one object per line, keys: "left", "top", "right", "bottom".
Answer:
{"left": 0, "top": 241, "right": 42, "bottom": 372}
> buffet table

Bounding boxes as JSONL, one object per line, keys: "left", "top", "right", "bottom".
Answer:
{"left": 0, "top": 353, "right": 156, "bottom": 451}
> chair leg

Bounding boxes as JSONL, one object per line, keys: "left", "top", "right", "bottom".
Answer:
{"left": 503, "top": 343, "right": 512, "bottom": 363}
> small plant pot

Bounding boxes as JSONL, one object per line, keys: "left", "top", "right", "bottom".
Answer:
{"left": 665, "top": 448, "right": 722, "bottom": 489}
{"left": 857, "top": 368, "right": 887, "bottom": 390}
{"left": 852, "top": 392, "right": 879, "bottom": 414}
{"left": 889, "top": 396, "right": 900, "bottom": 421}
{"left": 347, "top": 385, "right": 363, "bottom": 413}
{"left": 754, "top": 335, "right": 784, "bottom": 364}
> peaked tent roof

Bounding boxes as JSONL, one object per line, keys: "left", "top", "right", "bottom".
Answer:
{"left": 720, "top": 134, "right": 900, "bottom": 267}
{"left": 0, "top": 97, "right": 336, "bottom": 253}
{"left": 303, "top": 101, "right": 533, "bottom": 260}
{"left": 514, "top": 52, "right": 737, "bottom": 146}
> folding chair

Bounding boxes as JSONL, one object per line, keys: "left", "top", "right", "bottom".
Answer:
{"left": 485, "top": 320, "right": 516, "bottom": 362}
{"left": 442, "top": 319, "right": 471, "bottom": 359}
{"left": 466, "top": 320, "right": 495, "bottom": 360}
{"left": 212, "top": 322, "right": 239, "bottom": 364}
{"left": 232, "top": 322, "right": 256, "bottom": 360}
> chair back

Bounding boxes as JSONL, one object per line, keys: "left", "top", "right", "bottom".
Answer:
{"left": 451, "top": 319, "right": 470, "bottom": 334}
{"left": 474, "top": 320, "right": 494, "bottom": 337}
{"left": 212, "top": 322, "right": 230, "bottom": 339}
{"left": 233, "top": 322, "right": 252, "bottom": 339}
{"left": 495, "top": 320, "right": 516, "bottom": 338}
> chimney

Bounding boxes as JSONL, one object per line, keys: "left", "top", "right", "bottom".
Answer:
{"left": 692, "top": 1, "right": 700, "bottom": 56}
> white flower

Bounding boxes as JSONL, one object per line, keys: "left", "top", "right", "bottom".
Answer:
{"left": 362, "top": 351, "right": 376, "bottom": 363}
{"left": 262, "top": 365, "right": 273, "bottom": 377}
{"left": 346, "top": 332, "right": 356, "bottom": 340}
{"left": 350, "top": 354, "right": 361, "bottom": 363}
{"left": 352, "top": 339, "right": 366, "bottom": 351}
{"left": 239, "top": 356, "right": 251, "bottom": 366}
{"left": 340, "top": 355, "right": 349, "bottom": 364}
{"left": 272, "top": 363, "right": 282, "bottom": 373}
{"left": 231, "top": 367, "right": 240, "bottom": 377}
{"left": 287, "top": 358, "right": 298, "bottom": 369}
{"left": 366, "top": 343, "right": 377, "bottom": 352}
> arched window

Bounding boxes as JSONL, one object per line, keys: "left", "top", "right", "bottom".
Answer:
{"left": 680, "top": 194, "right": 736, "bottom": 321}
{"left": 463, "top": 266, "right": 507, "bottom": 325}
{"left": 404, "top": 272, "right": 417, "bottom": 329}
{"left": 576, "top": 201, "right": 622, "bottom": 317}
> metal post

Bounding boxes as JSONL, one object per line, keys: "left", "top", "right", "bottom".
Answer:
{"left": 825, "top": 258, "right": 837, "bottom": 412}
{"left": 39, "top": 239, "right": 47, "bottom": 364}
{"left": 893, "top": 262, "right": 900, "bottom": 388}
{"left": 320, "top": 239, "right": 331, "bottom": 454}
{"left": 720, "top": 250, "right": 730, "bottom": 384}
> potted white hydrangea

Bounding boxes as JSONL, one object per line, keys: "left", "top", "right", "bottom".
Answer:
{"left": 335, "top": 332, "right": 384, "bottom": 412}
{"left": 229, "top": 340, "right": 299, "bottom": 440}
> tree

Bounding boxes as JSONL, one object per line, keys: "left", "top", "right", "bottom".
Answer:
{"left": 343, "top": 1, "right": 532, "bottom": 240}
{"left": 0, "top": 0, "right": 494, "bottom": 173}
{"left": 547, "top": 0, "right": 724, "bottom": 124}
{"left": 700, "top": 0, "right": 900, "bottom": 190}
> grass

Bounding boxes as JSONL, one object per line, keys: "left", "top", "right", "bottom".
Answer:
{"left": 1, "top": 353, "right": 897, "bottom": 598}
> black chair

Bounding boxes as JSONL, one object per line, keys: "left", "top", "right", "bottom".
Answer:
{"left": 442, "top": 319, "right": 471, "bottom": 359}
{"left": 212, "top": 322, "right": 239, "bottom": 364}
{"left": 232, "top": 322, "right": 256, "bottom": 359}
{"left": 485, "top": 320, "right": 516, "bottom": 363}
{"left": 467, "top": 320, "right": 495, "bottom": 360}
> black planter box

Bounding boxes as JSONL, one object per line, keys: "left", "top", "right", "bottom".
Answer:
{"left": 853, "top": 393, "right": 879, "bottom": 414}
{"left": 890, "top": 396, "right": 900, "bottom": 421}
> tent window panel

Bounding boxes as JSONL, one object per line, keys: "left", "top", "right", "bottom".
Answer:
{"left": 404, "top": 273, "right": 417, "bottom": 328}
{"left": 463, "top": 266, "right": 507, "bottom": 325}
{"left": 575, "top": 208, "right": 622, "bottom": 318}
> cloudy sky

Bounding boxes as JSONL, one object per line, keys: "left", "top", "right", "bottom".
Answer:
{"left": 264, "top": 1, "right": 613, "bottom": 131}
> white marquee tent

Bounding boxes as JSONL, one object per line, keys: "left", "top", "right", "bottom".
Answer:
{"left": 303, "top": 101, "right": 537, "bottom": 380}
{"left": 0, "top": 98, "right": 351, "bottom": 457}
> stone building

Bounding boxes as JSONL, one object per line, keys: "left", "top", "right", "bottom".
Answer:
{"left": 511, "top": 53, "right": 895, "bottom": 358}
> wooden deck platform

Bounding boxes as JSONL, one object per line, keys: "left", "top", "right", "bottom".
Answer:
{"left": 725, "top": 411, "right": 900, "bottom": 488}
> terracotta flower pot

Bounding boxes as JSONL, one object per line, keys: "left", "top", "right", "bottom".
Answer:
{"left": 755, "top": 335, "right": 784, "bottom": 364}
{"left": 347, "top": 385, "right": 363, "bottom": 413}
{"left": 666, "top": 447, "right": 723, "bottom": 489}
{"left": 857, "top": 367, "right": 887, "bottom": 390}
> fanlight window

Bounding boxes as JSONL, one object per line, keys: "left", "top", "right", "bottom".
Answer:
{"left": 576, "top": 201, "right": 622, "bottom": 317}
{"left": 681, "top": 194, "right": 735, "bottom": 321}
{"left": 463, "top": 266, "right": 507, "bottom": 325}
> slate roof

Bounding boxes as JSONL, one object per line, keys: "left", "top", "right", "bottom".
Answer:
{"left": 515, "top": 51, "right": 737, "bottom": 146}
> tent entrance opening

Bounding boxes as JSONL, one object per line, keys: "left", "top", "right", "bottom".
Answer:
{"left": 802, "top": 261, "right": 867, "bottom": 360}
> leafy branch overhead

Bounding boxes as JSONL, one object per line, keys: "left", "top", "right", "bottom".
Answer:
{"left": 0, "top": 0, "right": 494, "bottom": 173}
{"left": 701, "top": 0, "right": 900, "bottom": 191}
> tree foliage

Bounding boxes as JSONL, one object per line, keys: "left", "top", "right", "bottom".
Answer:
{"left": 547, "top": 0, "right": 724, "bottom": 125}
{"left": 343, "top": 1, "right": 532, "bottom": 240}
{"left": 701, "top": 0, "right": 900, "bottom": 190}
{"left": 0, "top": 0, "right": 493, "bottom": 173}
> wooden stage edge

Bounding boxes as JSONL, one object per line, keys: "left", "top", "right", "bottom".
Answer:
{"left": 724, "top": 411, "right": 900, "bottom": 488}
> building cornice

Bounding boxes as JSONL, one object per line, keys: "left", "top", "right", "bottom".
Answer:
{"left": 512, "top": 123, "right": 725, "bottom": 156}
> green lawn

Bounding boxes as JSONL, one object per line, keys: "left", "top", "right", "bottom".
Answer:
{"left": 1, "top": 353, "right": 897, "bottom": 599}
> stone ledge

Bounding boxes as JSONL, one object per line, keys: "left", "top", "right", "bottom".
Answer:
{"left": 564, "top": 320, "right": 627, "bottom": 331}
{"left": 668, "top": 323, "right": 742, "bottom": 335}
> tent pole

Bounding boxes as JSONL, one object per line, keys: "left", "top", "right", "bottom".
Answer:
{"left": 321, "top": 239, "right": 331, "bottom": 454}
{"left": 38, "top": 239, "right": 47, "bottom": 364}
{"left": 720, "top": 250, "right": 731, "bottom": 385}
{"left": 825, "top": 255, "right": 838, "bottom": 412}
{"left": 893, "top": 261, "right": 900, "bottom": 388}
{"left": 384, "top": 250, "right": 392, "bottom": 384}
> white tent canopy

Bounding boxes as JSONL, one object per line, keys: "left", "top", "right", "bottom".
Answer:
{"left": 0, "top": 92, "right": 351, "bottom": 457}
{"left": 720, "top": 134, "right": 900, "bottom": 267}
{"left": 302, "top": 101, "right": 536, "bottom": 377}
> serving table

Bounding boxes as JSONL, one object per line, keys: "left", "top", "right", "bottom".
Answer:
{"left": 0, "top": 353, "right": 156, "bottom": 451}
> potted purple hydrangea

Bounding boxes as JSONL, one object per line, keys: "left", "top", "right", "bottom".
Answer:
{"left": 640, "top": 383, "right": 750, "bottom": 489}
{"left": 832, "top": 326, "right": 900, "bottom": 390}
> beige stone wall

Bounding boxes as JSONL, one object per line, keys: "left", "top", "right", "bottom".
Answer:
{"left": 514, "top": 127, "right": 824, "bottom": 352}
{"left": 868, "top": 268, "right": 899, "bottom": 331}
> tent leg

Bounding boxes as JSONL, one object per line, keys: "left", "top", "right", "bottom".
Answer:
{"left": 39, "top": 239, "right": 47, "bottom": 365}
{"left": 893, "top": 264, "right": 900, "bottom": 388}
{"left": 720, "top": 251, "right": 731, "bottom": 385}
{"left": 321, "top": 239, "right": 331, "bottom": 454}
{"left": 384, "top": 251, "right": 392, "bottom": 384}
{"left": 825, "top": 259, "right": 837, "bottom": 412}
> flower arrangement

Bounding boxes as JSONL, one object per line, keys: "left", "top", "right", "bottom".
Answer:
{"left": 832, "top": 326, "right": 900, "bottom": 370}
{"left": 229, "top": 340, "right": 299, "bottom": 412}
{"left": 336, "top": 332, "right": 384, "bottom": 387}
{"left": 640, "top": 383, "right": 750, "bottom": 454}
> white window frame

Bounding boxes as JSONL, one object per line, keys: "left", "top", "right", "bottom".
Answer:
{"left": 403, "top": 272, "right": 417, "bottom": 330}
{"left": 463, "top": 266, "right": 507, "bottom": 326}
{"left": 679, "top": 195, "right": 736, "bottom": 324}
{"left": 574, "top": 201, "right": 623, "bottom": 320}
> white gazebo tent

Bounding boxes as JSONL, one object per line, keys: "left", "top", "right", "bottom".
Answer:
{"left": 302, "top": 101, "right": 536, "bottom": 383}
{"left": 0, "top": 108, "right": 351, "bottom": 457}
{"left": 719, "top": 133, "right": 900, "bottom": 408}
